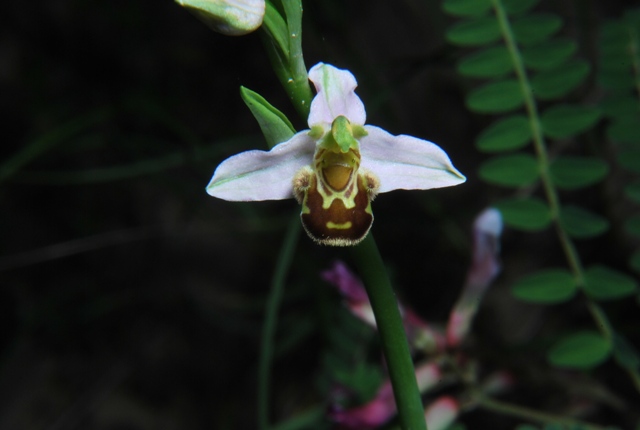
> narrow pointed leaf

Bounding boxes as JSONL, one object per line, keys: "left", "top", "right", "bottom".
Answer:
{"left": 549, "top": 156, "right": 609, "bottom": 190}
{"left": 583, "top": 265, "right": 638, "bottom": 300}
{"left": 512, "top": 14, "right": 563, "bottom": 45}
{"left": 479, "top": 154, "right": 539, "bottom": 187}
{"left": 442, "top": 0, "right": 491, "bottom": 17}
{"left": 560, "top": 205, "right": 609, "bottom": 239}
{"left": 618, "top": 150, "right": 640, "bottom": 173}
{"left": 512, "top": 269, "right": 577, "bottom": 303}
{"left": 607, "top": 116, "right": 640, "bottom": 144}
{"left": 494, "top": 197, "right": 552, "bottom": 231}
{"left": 540, "top": 105, "right": 601, "bottom": 139}
{"left": 446, "top": 17, "right": 501, "bottom": 46}
{"left": 466, "top": 80, "right": 524, "bottom": 113}
{"left": 530, "top": 60, "right": 590, "bottom": 100}
{"left": 548, "top": 331, "right": 611, "bottom": 369}
{"left": 522, "top": 39, "right": 576, "bottom": 70}
{"left": 625, "top": 214, "right": 640, "bottom": 238}
{"left": 476, "top": 115, "right": 531, "bottom": 152}
{"left": 240, "top": 87, "right": 295, "bottom": 149}
{"left": 457, "top": 46, "right": 513, "bottom": 78}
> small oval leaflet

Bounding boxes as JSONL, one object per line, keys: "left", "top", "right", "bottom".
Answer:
{"left": 583, "top": 265, "right": 638, "bottom": 300}
{"left": 446, "top": 17, "right": 501, "bottom": 46}
{"left": 494, "top": 197, "right": 552, "bottom": 231}
{"left": 467, "top": 80, "right": 524, "bottom": 113}
{"left": 512, "top": 268, "right": 577, "bottom": 304}
{"left": 540, "top": 104, "right": 601, "bottom": 139}
{"left": 548, "top": 331, "right": 611, "bottom": 369}
{"left": 549, "top": 156, "right": 609, "bottom": 190}
{"left": 476, "top": 115, "right": 532, "bottom": 152}
{"left": 559, "top": 205, "right": 609, "bottom": 239}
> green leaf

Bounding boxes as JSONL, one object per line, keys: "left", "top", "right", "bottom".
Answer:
{"left": 600, "top": 51, "right": 634, "bottom": 72}
{"left": 530, "top": 60, "right": 590, "bottom": 100}
{"left": 476, "top": 116, "right": 531, "bottom": 152}
{"left": 549, "top": 156, "right": 609, "bottom": 190}
{"left": 442, "top": 0, "right": 492, "bottom": 17}
{"left": 613, "top": 331, "right": 640, "bottom": 370}
{"left": 607, "top": 116, "right": 640, "bottom": 144}
{"left": 600, "top": 96, "right": 640, "bottom": 118}
{"left": 514, "top": 426, "right": 539, "bottom": 430}
{"left": 560, "top": 205, "right": 609, "bottom": 239}
{"left": 540, "top": 105, "right": 602, "bottom": 139}
{"left": 548, "top": 331, "right": 611, "bottom": 369}
{"left": 446, "top": 17, "right": 501, "bottom": 46}
{"left": 617, "top": 150, "right": 640, "bottom": 173}
{"left": 479, "top": 154, "right": 539, "bottom": 187}
{"left": 494, "top": 197, "right": 552, "bottom": 231}
{"left": 262, "top": 2, "right": 290, "bottom": 58}
{"left": 457, "top": 46, "right": 513, "bottom": 78}
{"left": 521, "top": 39, "right": 577, "bottom": 70}
{"left": 502, "top": 0, "right": 540, "bottom": 15}
{"left": 598, "top": 70, "right": 636, "bottom": 91}
{"left": 583, "top": 265, "right": 638, "bottom": 300}
{"left": 625, "top": 214, "right": 640, "bottom": 238}
{"left": 625, "top": 181, "right": 640, "bottom": 203}
{"left": 466, "top": 80, "right": 524, "bottom": 113}
{"left": 240, "top": 87, "right": 296, "bottom": 149}
{"left": 600, "top": 22, "right": 630, "bottom": 49}
{"left": 512, "top": 268, "right": 577, "bottom": 303}
{"left": 512, "top": 14, "right": 563, "bottom": 45}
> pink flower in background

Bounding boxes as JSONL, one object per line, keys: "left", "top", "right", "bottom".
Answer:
{"left": 446, "top": 208, "right": 503, "bottom": 347}
{"left": 424, "top": 396, "right": 459, "bottom": 430}
{"left": 329, "top": 362, "right": 442, "bottom": 429}
{"left": 321, "top": 261, "right": 445, "bottom": 353}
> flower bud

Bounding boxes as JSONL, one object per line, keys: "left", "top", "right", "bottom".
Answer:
{"left": 176, "top": 0, "right": 265, "bottom": 36}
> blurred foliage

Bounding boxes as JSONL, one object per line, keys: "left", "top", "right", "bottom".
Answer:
{"left": 1, "top": 0, "right": 639, "bottom": 429}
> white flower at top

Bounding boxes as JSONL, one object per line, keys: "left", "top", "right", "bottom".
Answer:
{"left": 207, "top": 63, "right": 466, "bottom": 246}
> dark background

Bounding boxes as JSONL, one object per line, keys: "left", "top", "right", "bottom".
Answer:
{"left": 1, "top": 1, "right": 638, "bottom": 429}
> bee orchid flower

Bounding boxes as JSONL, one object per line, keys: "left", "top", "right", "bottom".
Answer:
{"left": 207, "top": 63, "right": 466, "bottom": 246}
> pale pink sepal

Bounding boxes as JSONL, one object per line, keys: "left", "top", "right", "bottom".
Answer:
{"left": 415, "top": 361, "right": 442, "bottom": 393}
{"left": 424, "top": 396, "right": 459, "bottom": 430}
{"left": 360, "top": 126, "right": 466, "bottom": 193}
{"left": 206, "top": 131, "right": 314, "bottom": 201}
{"left": 307, "top": 63, "right": 366, "bottom": 129}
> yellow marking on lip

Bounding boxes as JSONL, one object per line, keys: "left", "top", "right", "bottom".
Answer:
{"left": 326, "top": 221, "right": 352, "bottom": 230}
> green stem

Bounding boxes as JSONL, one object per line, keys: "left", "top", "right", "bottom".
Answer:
{"left": 258, "top": 214, "right": 301, "bottom": 430}
{"left": 491, "top": 0, "right": 586, "bottom": 281}
{"left": 477, "top": 395, "right": 608, "bottom": 430}
{"left": 352, "top": 235, "right": 427, "bottom": 430}
{"left": 493, "top": 0, "right": 640, "bottom": 395}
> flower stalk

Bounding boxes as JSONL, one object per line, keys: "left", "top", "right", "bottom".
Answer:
{"left": 352, "top": 234, "right": 428, "bottom": 430}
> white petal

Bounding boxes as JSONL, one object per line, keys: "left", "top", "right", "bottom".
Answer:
{"left": 307, "top": 63, "right": 366, "bottom": 129}
{"left": 359, "top": 126, "right": 466, "bottom": 193}
{"left": 206, "top": 131, "right": 314, "bottom": 201}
